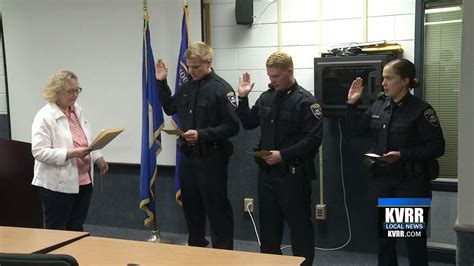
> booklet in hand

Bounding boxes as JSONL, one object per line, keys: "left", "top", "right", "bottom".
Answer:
{"left": 162, "top": 128, "right": 184, "bottom": 137}
{"left": 248, "top": 150, "right": 272, "bottom": 157}
{"left": 364, "top": 153, "right": 387, "bottom": 162}
{"left": 364, "top": 152, "right": 381, "bottom": 158}
{"left": 89, "top": 128, "right": 124, "bottom": 150}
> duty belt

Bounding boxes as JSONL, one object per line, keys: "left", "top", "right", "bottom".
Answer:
{"left": 364, "top": 158, "right": 436, "bottom": 179}
{"left": 178, "top": 141, "right": 221, "bottom": 158}
{"left": 257, "top": 158, "right": 301, "bottom": 176}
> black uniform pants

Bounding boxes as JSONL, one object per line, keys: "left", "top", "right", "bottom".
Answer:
{"left": 38, "top": 184, "right": 93, "bottom": 231}
{"left": 370, "top": 174, "right": 431, "bottom": 266}
{"left": 258, "top": 165, "right": 314, "bottom": 266}
{"left": 179, "top": 151, "right": 234, "bottom": 250}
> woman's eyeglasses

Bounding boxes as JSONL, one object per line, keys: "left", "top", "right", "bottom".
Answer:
{"left": 65, "top": 87, "right": 83, "bottom": 94}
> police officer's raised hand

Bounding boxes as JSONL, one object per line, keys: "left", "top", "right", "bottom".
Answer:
{"left": 347, "top": 77, "right": 364, "bottom": 104}
{"left": 155, "top": 59, "right": 168, "bottom": 81}
{"left": 379, "top": 151, "right": 401, "bottom": 164}
{"left": 262, "top": 150, "right": 282, "bottom": 165}
{"left": 238, "top": 72, "right": 255, "bottom": 97}
{"left": 183, "top": 129, "right": 198, "bottom": 144}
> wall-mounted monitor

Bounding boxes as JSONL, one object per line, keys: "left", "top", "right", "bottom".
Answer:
{"left": 314, "top": 55, "right": 394, "bottom": 116}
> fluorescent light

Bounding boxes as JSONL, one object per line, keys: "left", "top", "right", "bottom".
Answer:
{"left": 425, "top": 6, "right": 461, "bottom": 14}
{"left": 425, "top": 19, "right": 462, "bottom": 26}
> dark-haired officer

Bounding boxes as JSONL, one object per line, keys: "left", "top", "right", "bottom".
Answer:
{"left": 155, "top": 42, "right": 239, "bottom": 250}
{"left": 237, "top": 51, "right": 322, "bottom": 266}
{"left": 346, "top": 59, "right": 445, "bottom": 266}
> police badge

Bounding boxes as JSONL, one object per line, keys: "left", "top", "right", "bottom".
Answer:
{"left": 310, "top": 103, "right": 322, "bottom": 120}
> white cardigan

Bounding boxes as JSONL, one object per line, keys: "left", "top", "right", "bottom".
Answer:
{"left": 31, "top": 102, "right": 102, "bottom": 194}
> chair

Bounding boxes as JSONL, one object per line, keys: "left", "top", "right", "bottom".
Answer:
{"left": 0, "top": 253, "right": 78, "bottom": 266}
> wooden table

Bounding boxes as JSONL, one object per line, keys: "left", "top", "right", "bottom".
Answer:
{"left": 0, "top": 226, "right": 89, "bottom": 253}
{"left": 50, "top": 236, "right": 305, "bottom": 265}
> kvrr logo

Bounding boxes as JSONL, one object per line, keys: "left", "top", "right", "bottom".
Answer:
{"left": 378, "top": 198, "right": 430, "bottom": 238}
{"left": 385, "top": 208, "right": 424, "bottom": 223}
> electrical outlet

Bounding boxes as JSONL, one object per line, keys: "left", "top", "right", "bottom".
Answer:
{"left": 316, "top": 204, "right": 327, "bottom": 220}
{"left": 244, "top": 198, "right": 254, "bottom": 213}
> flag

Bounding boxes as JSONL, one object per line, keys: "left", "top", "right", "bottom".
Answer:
{"left": 139, "top": 9, "right": 165, "bottom": 227}
{"left": 172, "top": 4, "right": 190, "bottom": 206}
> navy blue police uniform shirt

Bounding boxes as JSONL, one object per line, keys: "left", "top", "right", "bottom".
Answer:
{"left": 237, "top": 81, "right": 323, "bottom": 161}
{"left": 347, "top": 92, "right": 445, "bottom": 161}
{"left": 157, "top": 70, "right": 239, "bottom": 143}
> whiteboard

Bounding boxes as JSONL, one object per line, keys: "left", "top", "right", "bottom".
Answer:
{"left": 1, "top": 0, "right": 202, "bottom": 165}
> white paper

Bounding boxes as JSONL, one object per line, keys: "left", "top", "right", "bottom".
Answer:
{"left": 364, "top": 153, "right": 381, "bottom": 158}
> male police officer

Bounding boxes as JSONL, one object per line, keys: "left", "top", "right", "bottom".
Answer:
{"left": 155, "top": 42, "right": 239, "bottom": 250}
{"left": 237, "top": 52, "right": 322, "bottom": 265}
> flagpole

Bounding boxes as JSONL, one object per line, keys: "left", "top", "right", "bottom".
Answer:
{"left": 143, "top": 0, "right": 168, "bottom": 244}
{"left": 184, "top": 1, "right": 190, "bottom": 45}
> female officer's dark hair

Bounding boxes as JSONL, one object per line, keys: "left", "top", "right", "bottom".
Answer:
{"left": 386, "top": 59, "right": 421, "bottom": 89}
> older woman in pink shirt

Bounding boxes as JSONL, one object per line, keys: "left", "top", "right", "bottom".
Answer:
{"left": 32, "top": 70, "right": 108, "bottom": 231}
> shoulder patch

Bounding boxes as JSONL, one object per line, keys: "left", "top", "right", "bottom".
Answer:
{"left": 227, "top": 90, "right": 237, "bottom": 107}
{"left": 424, "top": 108, "right": 439, "bottom": 127}
{"left": 310, "top": 103, "right": 322, "bottom": 120}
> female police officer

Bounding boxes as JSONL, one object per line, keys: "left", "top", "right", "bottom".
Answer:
{"left": 346, "top": 59, "right": 445, "bottom": 266}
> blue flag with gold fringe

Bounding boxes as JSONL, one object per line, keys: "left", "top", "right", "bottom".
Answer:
{"left": 139, "top": 10, "right": 164, "bottom": 227}
{"left": 172, "top": 4, "right": 190, "bottom": 206}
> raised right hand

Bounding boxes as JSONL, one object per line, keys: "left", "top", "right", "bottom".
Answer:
{"left": 238, "top": 72, "right": 254, "bottom": 97}
{"left": 347, "top": 77, "right": 364, "bottom": 104}
{"left": 155, "top": 59, "right": 168, "bottom": 80}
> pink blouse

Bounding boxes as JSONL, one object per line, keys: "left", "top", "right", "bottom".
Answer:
{"left": 64, "top": 107, "right": 91, "bottom": 185}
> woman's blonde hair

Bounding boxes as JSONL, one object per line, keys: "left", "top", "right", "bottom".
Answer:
{"left": 184, "top": 42, "right": 213, "bottom": 62}
{"left": 42, "top": 70, "right": 78, "bottom": 102}
{"left": 266, "top": 51, "right": 293, "bottom": 69}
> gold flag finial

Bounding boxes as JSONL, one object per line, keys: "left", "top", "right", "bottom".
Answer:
{"left": 143, "top": 0, "right": 149, "bottom": 21}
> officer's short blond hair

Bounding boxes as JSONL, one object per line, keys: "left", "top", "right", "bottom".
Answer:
{"left": 266, "top": 51, "right": 293, "bottom": 69}
{"left": 184, "top": 42, "right": 213, "bottom": 62}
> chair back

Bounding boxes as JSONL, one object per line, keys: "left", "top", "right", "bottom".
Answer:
{"left": 0, "top": 253, "right": 79, "bottom": 266}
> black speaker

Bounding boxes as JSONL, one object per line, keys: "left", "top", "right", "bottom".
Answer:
{"left": 235, "top": 0, "right": 253, "bottom": 25}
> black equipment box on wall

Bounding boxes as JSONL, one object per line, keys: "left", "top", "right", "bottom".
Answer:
{"left": 314, "top": 54, "right": 394, "bottom": 116}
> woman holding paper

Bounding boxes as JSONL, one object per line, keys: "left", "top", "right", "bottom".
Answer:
{"left": 346, "top": 59, "right": 445, "bottom": 266}
{"left": 31, "top": 70, "right": 109, "bottom": 231}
